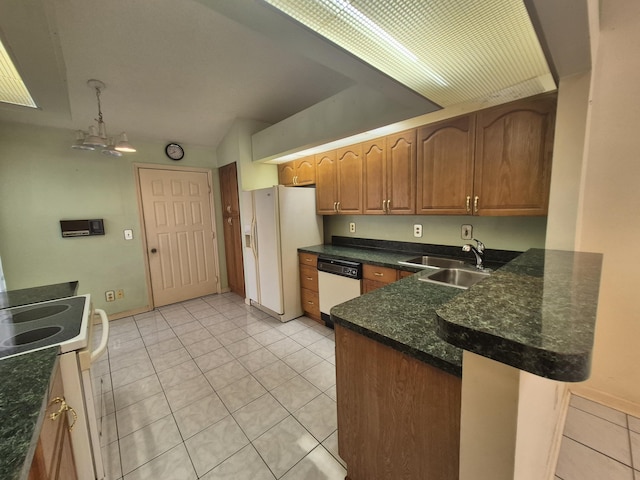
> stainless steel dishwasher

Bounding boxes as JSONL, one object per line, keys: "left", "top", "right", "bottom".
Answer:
{"left": 317, "top": 256, "right": 362, "bottom": 328}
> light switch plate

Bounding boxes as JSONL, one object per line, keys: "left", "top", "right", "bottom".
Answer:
{"left": 461, "top": 224, "right": 473, "bottom": 240}
{"left": 349, "top": 222, "right": 356, "bottom": 233}
{"left": 124, "top": 229, "right": 133, "bottom": 240}
{"left": 413, "top": 224, "right": 423, "bottom": 238}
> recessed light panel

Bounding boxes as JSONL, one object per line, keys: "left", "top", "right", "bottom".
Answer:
{"left": 0, "top": 37, "right": 37, "bottom": 108}
{"left": 265, "top": 0, "right": 554, "bottom": 106}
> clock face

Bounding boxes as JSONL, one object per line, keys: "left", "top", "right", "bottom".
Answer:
{"left": 165, "top": 143, "right": 184, "bottom": 161}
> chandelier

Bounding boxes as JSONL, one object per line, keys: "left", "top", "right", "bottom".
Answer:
{"left": 71, "top": 79, "right": 136, "bottom": 156}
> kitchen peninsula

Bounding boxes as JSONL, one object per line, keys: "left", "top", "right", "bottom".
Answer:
{"left": 300, "top": 240, "right": 602, "bottom": 480}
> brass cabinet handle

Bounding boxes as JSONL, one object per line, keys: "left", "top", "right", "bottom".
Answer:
{"left": 48, "top": 397, "right": 77, "bottom": 431}
{"left": 227, "top": 217, "right": 232, "bottom": 225}
{"left": 293, "top": 175, "right": 298, "bottom": 185}
{"left": 333, "top": 201, "right": 337, "bottom": 212}
{"left": 226, "top": 205, "right": 231, "bottom": 213}
{"left": 305, "top": 276, "right": 313, "bottom": 280}
{"left": 382, "top": 200, "right": 386, "bottom": 213}
{"left": 336, "top": 201, "right": 341, "bottom": 212}
{"left": 307, "top": 300, "right": 315, "bottom": 305}
{"left": 466, "top": 196, "right": 471, "bottom": 212}
{"left": 374, "top": 272, "right": 384, "bottom": 277}
{"left": 474, "top": 196, "right": 479, "bottom": 213}
{"left": 386, "top": 199, "right": 391, "bottom": 212}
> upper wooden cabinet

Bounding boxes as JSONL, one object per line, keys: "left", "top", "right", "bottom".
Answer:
{"left": 474, "top": 95, "right": 556, "bottom": 216}
{"left": 278, "top": 157, "right": 316, "bottom": 186}
{"left": 417, "top": 115, "right": 475, "bottom": 215}
{"left": 364, "top": 130, "right": 416, "bottom": 215}
{"left": 417, "top": 94, "right": 556, "bottom": 216}
{"left": 316, "top": 147, "right": 363, "bottom": 214}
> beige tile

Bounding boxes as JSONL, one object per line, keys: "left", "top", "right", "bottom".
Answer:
{"left": 322, "top": 430, "right": 346, "bottom": 468}
{"left": 253, "top": 416, "right": 318, "bottom": 478}
{"left": 199, "top": 444, "right": 275, "bottom": 480}
{"left": 280, "top": 445, "right": 346, "bottom": 480}
{"left": 306, "top": 337, "right": 336, "bottom": 359}
{"left": 194, "top": 347, "right": 235, "bottom": 373}
{"left": 184, "top": 416, "right": 249, "bottom": 477}
{"left": 172, "top": 320, "right": 204, "bottom": 337}
{"left": 108, "top": 348, "right": 150, "bottom": 373}
{"left": 157, "top": 360, "right": 201, "bottom": 389}
{"left": 101, "top": 412, "right": 118, "bottom": 446}
{"left": 205, "top": 320, "right": 239, "bottom": 336}
{"left": 149, "top": 347, "right": 191, "bottom": 373}
{"left": 237, "top": 347, "right": 279, "bottom": 372}
{"left": 198, "top": 313, "right": 229, "bottom": 328}
{"left": 266, "top": 337, "right": 304, "bottom": 358}
{"left": 289, "top": 327, "right": 326, "bottom": 347}
{"left": 629, "top": 415, "right": 640, "bottom": 434}
{"left": 146, "top": 336, "right": 182, "bottom": 356}
{"left": 108, "top": 337, "right": 145, "bottom": 357}
{"left": 123, "top": 443, "right": 197, "bottom": 480}
{"left": 113, "top": 375, "right": 163, "bottom": 411}
{"left": 301, "top": 360, "right": 336, "bottom": 391}
{"left": 272, "top": 320, "right": 307, "bottom": 336}
{"left": 293, "top": 394, "right": 338, "bottom": 442}
{"left": 164, "top": 374, "right": 214, "bottom": 412}
{"left": 631, "top": 431, "right": 640, "bottom": 471}
{"left": 111, "top": 360, "right": 155, "bottom": 390}
{"left": 204, "top": 359, "right": 250, "bottom": 391}
{"left": 101, "top": 439, "right": 122, "bottom": 480}
{"left": 570, "top": 395, "right": 628, "bottom": 428}
{"left": 556, "top": 436, "right": 634, "bottom": 480}
{"left": 226, "top": 337, "right": 262, "bottom": 358}
{"left": 177, "top": 326, "right": 213, "bottom": 346}
{"left": 564, "top": 406, "right": 632, "bottom": 466}
{"left": 185, "top": 336, "right": 223, "bottom": 358}
{"left": 174, "top": 393, "right": 229, "bottom": 439}
{"left": 283, "top": 348, "right": 323, "bottom": 373}
{"left": 233, "top": 393, "right": 289, "bottom": 440}
{"left": 115, "top": 392, "right": 171, "bottom": 437}
{"left": 217, "top": 375, "right": 267, "bottom": 412}
{"left": 253, "top": 360, "right": 298, "bottom": 391}
{"left": 119, "top": 415, "right": 182, "bottom": 475}
{"left": 141, "top": 327, "right": 177, "bottom": 347}
{"left": 325, "top": 385, "right": 337, "bottom": 401}
{"left": 271, "top": 375, "right": 321, "bottom": 413}
{"left": 216, "top": 327, "right": 250, "bottom": 346}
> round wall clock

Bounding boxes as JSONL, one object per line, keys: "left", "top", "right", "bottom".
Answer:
{"left": 165, "top": 143, "right": 184, "bottom": 161}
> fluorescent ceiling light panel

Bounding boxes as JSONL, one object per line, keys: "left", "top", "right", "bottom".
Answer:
{"left": 264, "top": 0, "right": 555, "bottom": 106}
{"left": 0, "top": 37, "right": 37, "bottom": 108}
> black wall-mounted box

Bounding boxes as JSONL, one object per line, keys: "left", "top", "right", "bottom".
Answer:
{"left": 60, "top": 219, "right": 105, "bottom": 238}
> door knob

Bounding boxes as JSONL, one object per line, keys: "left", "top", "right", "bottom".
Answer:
{"left": 150, "top": 248, "right": 157, "bottom": 253}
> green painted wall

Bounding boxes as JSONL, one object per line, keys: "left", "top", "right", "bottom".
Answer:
{"left": 0, "top": 121, "right": 221, "bottom": 316}
{"left": 324, "top": 215, "right": 547, "bottom": 252}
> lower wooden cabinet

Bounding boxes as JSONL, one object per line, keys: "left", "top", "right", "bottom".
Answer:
{"left": 29, "top": 362, "right": 78, "bottom": 480}
{"left": 362, "top": 263, "right": 401, "bottom": 293}
{"left": 336, "top": 325, "right": 461, "bottom": 480}
{"left": 299, "top": 252, "right": 321, "bottom": 323}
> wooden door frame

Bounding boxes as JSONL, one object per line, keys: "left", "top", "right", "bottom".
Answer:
{"left": 134, "top": 163, "right": 222, "bottom": 310}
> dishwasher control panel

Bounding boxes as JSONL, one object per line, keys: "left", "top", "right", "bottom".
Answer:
{"left": 317, "top": 257, "right": 362, "bottom": 279}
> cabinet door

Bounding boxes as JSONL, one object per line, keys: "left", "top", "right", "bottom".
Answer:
{"left": 277, "top": 162, "right": 296, "bottom": 186}
{"left": 474, "top": 95, "right": 556, "bottom": 216}
{"left": 295, "top": 157, "right": 316, "bottom": 185}
{"left": 336, "top": 145, "right": 363, "bottom": 214}
{"left": 362, "top": 138, "right": 386, "bottom": 214}
{"left": 220, "top": 162, "right": 240, "bottom": 216}
{"left": 417, "top": 116, "right": 475, "bottom": 215}
{"left": 315, "top": 151, "right": 338, "bottom": 214}
{"left": 387, "top": 130, "right": 416, "bottom": 214}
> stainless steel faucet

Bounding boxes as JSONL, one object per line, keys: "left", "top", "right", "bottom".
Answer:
{"left": 462, "top": 238, "right": 485, "bottom": 270}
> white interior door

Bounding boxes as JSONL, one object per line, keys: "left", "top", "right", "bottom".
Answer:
{"left": 139, "top": 168, "right": 219, "bottom": 307}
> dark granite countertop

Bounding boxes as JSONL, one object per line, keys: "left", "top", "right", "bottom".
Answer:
{"left": 331, "top": 273, "right": 464, "bottom": 377}
{"left": 0, "top": 281, "right": 79, "bottom": 308}
{"left": 0, "top": 348, "right": 59, "bottom": 480}
{"left": 0, "top": 282, "right": 80, "bottom": 480}
{"left": 300, "top": 239, "right": 602, "bottom": 382}
{"left": 435, "top": 248, "right": 602, "bottom": 382}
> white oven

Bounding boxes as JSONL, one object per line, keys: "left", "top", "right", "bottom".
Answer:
{"left": 0, "top": 294, "right": 109, "bottom": 479}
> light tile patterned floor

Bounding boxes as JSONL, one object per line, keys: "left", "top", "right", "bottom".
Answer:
{"left": 555, "top": 395, "right": 640, "bottom": 480}
{"left": 93, "top": 293, "right": 346, "bottom": 480}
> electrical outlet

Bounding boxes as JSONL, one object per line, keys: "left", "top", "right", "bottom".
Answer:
{"left": 105, "top": 290, "right": 115, "bottom": 302}
{"left": 349, "top": 222, "right": 356, "bottom": 233}
{"left": 124, "top": 229, "right": 133, "bottom": 240}
{"left": 413, "top": 224, "right": 423, "bottom": 238}
{"left": 461, "top": 224, "right": 473, "bottom": 240}
{"left": 116, "top": 289, "right": 124, "bottom": 299}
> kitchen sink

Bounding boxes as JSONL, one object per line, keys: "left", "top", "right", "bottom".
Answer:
{"left": 419, "top": 267, "right": 490, "bottom": 289}
{"left": 398, "top": 255, "right": 467, "bottom": 269}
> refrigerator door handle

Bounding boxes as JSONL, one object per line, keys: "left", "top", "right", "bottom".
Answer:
{"left": 251, "top": 218, "right": 258, "bottom": 261}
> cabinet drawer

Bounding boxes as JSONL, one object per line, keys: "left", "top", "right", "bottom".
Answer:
{"left": 299, "top": 252, "right": 318, "bottom": 268}
{"left": 363, "top": 264, "right": 399, "bottom": 284}
{"left": 301, "top": 288, "right": 320, "bottom": 319}
{"left": 300, "top": 265, "right": 318, "bottom": 292}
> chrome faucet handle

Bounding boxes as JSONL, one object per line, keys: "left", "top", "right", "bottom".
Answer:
{"left": 473, "top": 238, "right": 485, "bottom": 254}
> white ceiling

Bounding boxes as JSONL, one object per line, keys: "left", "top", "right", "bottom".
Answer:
{"left": 0, "top": 0, "right": 591, "bottom": 152}
{"left": 0, "top": 0, "right": 359, "bottom": 148}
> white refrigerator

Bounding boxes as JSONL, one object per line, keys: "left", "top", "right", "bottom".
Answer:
{"left": 242, "top": 185, "right": 323, "bottom": 322}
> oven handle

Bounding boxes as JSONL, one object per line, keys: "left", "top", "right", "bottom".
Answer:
{"left": 91, "top": 308, "right": 110, "bottom": 363}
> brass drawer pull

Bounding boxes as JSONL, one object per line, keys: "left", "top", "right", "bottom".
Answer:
{"left": 48, "top": 397, "right": 78, "bottom": 431}
{"left": 466, "top": 196, "right": 471, "bottom": 212}
{"left": 305, "top": 276, "right": 313, "bottom": 281}
{"left": 373, "top": 272, "right": 384, "bottom": 277}
{"left": 474, "top": 195, "right": 479, "bottom": 213}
